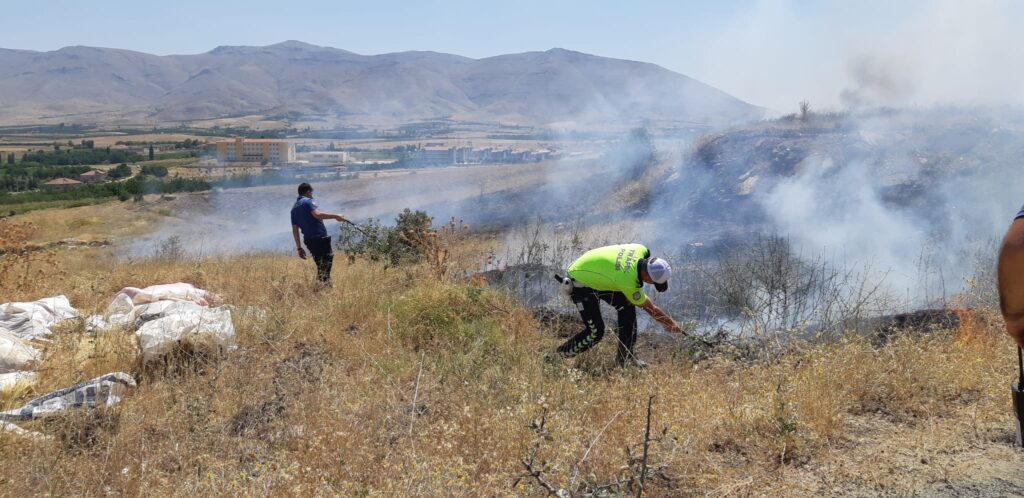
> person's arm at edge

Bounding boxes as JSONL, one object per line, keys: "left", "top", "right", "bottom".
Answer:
{"left": 312, "top": 208, "right": 347, "bottom": 223}
{"left": 292, "top": 224, "right": 306, "bottom": 259}
{"left": 640, "top": 299, "right": 683, "bottom": 334}
{"left": 998, "top": 218, "right": 1024, "bottom": 348}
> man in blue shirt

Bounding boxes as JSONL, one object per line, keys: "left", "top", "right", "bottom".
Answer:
{"left": 291, "top": 183, "right": 349, "bottom": 285}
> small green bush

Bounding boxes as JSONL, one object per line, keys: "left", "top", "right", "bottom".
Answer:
{"left": 337, "top": 208, "right": 434, "bottom": 266}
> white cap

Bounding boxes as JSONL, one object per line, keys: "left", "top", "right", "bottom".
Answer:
{"left": 647, "top": 258, "right": 671, "bottom": 284}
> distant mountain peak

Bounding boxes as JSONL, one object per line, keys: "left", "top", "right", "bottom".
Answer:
{"left": 206, "top": 45, "right": 246, "bottom": 55}
{"left": 544, "top": 47, "right": 584, "bottom": 55}
{"left": 269, "top": 40, "right": 323, "bottom": 50}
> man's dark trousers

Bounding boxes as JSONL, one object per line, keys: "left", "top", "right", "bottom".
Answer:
{"left": 304, "top": 236, "right": 334, "bottom": 284}
{"left": 556, "top": 286, "right": 638, "bottom": 363}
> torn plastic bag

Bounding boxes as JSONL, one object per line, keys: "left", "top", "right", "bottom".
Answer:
{"left": 136, "top": 306, "right": 236, "bottom": 361}
{"left": 0, "top": 330, "right": 41, "bottom": 373}
{"left": 114, "top": 283, "right": 222, "bottom": 307}
{"left": 0, "top": 371, "right": 37, "bottom": 391}
{"left": 0, "top": 372, "right": 135, "bottom": 421}
{"left": 0, "top": 295, "right": 78, "bottom": 340}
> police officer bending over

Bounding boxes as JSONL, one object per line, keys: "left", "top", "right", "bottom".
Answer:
{"left": 553, "top": 243, "right": 683, "bottom": 368}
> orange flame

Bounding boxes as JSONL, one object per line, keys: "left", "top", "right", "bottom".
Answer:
{"left": 952, "top": 308, "right": 986, "bottom": 345}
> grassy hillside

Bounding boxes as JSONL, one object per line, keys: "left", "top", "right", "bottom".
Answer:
{"left": 0, "top": 202, "right": 1022, "bottom": 495}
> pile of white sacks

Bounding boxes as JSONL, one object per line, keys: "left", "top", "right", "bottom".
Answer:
{"left": 87, "top": 283, "right": 236, "bottom": 362}
{"left": 0, "top": 295, "right": 78, "bottom": 390}
{"left": 0, "top": 283, "right": 235, "bottom": 436}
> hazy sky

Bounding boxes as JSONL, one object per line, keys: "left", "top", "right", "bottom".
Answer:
{"left": 2, "top": 0, "right": 1019, "bottom": 111}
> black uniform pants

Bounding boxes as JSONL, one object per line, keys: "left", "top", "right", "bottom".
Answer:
{"left": 556, "top": 286, "right": 637, "bottom": 362}
{"left": 304, "top": 236, "right": 334, "bottom": 284}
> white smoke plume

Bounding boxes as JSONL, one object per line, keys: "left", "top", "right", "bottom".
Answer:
{"left": 689, "top": 0, "right": 1024, "bottom": 112}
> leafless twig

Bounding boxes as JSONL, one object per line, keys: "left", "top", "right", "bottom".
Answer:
{"left": 515, "top": 407, "right": 560, "bottom": 496}
{"left": 636, "top": 395, "right": 655, "bottom": 498}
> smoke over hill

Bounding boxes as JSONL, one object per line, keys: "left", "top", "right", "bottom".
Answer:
{"left": 644, "top": 107, "right": 1024, "bottom": 310}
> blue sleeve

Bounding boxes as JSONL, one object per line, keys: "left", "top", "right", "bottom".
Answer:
{"left": 290, "top": 208, "right": 298, "bottom": 226}
{"left": 1017, "top": 204, "right": 1024, "bottom": 220}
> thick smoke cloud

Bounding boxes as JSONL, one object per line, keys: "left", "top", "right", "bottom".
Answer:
{"left": 761, "top": 156, "right": 925, "bottom": 281}
{"left": 839, "top": 56, "right": 917, "bottom": 109}
{"left": 653, "top": 107, "right": 1024, "bottom": 312}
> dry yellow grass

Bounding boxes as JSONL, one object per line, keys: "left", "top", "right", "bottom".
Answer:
{"left": 1, "top": 200, "right": 1022, "bottom": 496}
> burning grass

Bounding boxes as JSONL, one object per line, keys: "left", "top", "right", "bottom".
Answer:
{"left": 0, "top": 246, "right": 1021, "bottom": 495}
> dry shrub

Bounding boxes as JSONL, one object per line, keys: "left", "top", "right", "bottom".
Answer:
{"left": 47, "top": 408, "right": 121, "bottom": 452}
{"left": 139, "top": 343, "right": 226, "bottom": 381}
{"left": 678, "top": 234, "right": 896, "bottom": 340}
{"left": 399, "top": 215, "right": 469, "bottom": 278}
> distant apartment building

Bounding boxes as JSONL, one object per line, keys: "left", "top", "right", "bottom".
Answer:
{"left": 402, "top": 144, "right": 557, "bottom": 167}
{"left": 215, "top": 138, "right": 295, "bottom": 164}
{"left": 420, "top": 145, "right": 455, "bottom": 165}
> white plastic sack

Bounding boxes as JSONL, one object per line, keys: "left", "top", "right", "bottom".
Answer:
{"left": 136, "top": 306, "right": 236, "bottom": 361}
{"left": 114, "top": 283, "right": 221, "bottom": 307}
{"left": 95, "top": 283, "right": 236, "bottom": 361}
{"left": 0, "top": 371, "right": 37, "bottom": 391}
{"left": 0, "top": 330, "right": 40, "bottom": 373}
{"left": 0, "top": 372, "right": 135, "bottom": 421}
{"left": 0, "top": 295, "right": 78, "bottom": 340}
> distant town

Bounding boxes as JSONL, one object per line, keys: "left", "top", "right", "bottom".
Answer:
{"left": 214, "top": 138, "right": 560, "bottom": 169}
{"left": 0, "top": 121, "right": 598, "bottom": 214}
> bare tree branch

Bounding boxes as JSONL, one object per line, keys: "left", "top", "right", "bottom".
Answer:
{"left": 637, "top": 395, "right": 655, "bottom": 498}
{"left": 516, "top": 407, "right": 560, "bottom": 496}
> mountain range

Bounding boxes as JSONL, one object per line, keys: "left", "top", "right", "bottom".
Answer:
{"left": 0, "top": 40, "right": 764, "bottom": 126}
